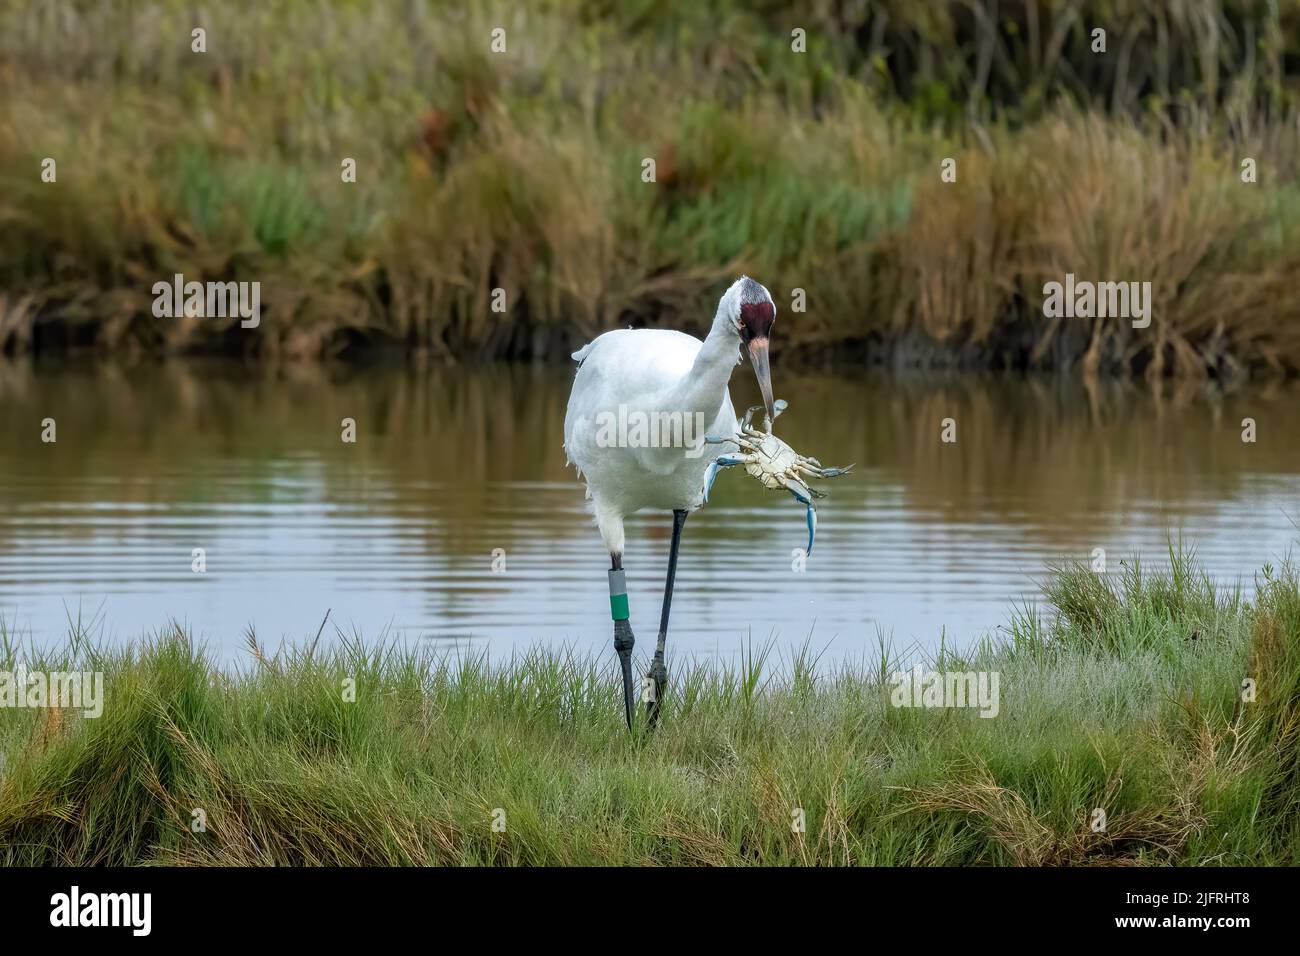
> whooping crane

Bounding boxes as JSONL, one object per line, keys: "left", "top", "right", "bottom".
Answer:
{"left": 563, "top": 276, "right": 778, "bottom": 728}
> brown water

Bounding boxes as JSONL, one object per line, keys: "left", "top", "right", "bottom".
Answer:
{"left": 1, "top": 359, "right": 1297, "bottom": 666}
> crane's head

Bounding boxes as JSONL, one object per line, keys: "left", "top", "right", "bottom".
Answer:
{"left": 723, "top": 276, "right": 777, "bottom": 428}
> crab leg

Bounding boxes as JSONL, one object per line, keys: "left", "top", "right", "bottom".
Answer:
{"left": 796, "top": 460, "right": 855, "bottom": 480}
{"left": 740, "top": 399, "right": 787, "bottom": 435}
{"left": 778, "top": 474, "right": 819, "bottom": 555}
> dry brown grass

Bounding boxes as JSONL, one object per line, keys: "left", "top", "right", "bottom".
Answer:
{"left": 892, "top": 755, "right": 1209, "bottom": 866}
{"left": 2, "top": 2, "right": 1299, "bottom": 374}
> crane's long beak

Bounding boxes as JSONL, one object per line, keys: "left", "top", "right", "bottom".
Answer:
{"left": 746, "top": 337, "right": 775, "bottom": 429}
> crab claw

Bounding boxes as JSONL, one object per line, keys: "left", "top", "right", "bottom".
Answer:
{"left": 703, "top": 460, "right": 721, "bottom": 502}
{"left": 704, "top": 454, "right": 745, "bottom": 502}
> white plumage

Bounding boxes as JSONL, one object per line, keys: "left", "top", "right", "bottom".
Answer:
{"left": 564, "top": 277, "right": 776, "bottom": 556}
{"left": 564, "top": 329, "right": 735, "bottom": 552}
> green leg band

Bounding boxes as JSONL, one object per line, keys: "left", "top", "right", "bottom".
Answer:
{"left": 608, "top": 569, "right": 630, "bottom": 621}
{"left": 610, "top": 593, "right": 629, "bottom": 620}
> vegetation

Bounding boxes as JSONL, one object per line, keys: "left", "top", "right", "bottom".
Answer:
{"left": 1, "top": 546, "right": 1297, "bottom": 865}
{"left": 2, "top": 1, "right": 1299, "bottom": 375}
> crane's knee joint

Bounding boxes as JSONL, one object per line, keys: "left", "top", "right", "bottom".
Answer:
{"left": 613, "top": 618, "right": 635, "bottom": 654}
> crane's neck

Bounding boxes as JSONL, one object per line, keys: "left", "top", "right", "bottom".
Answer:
{"left": 668, "top": 304, "right": 740, "bottom": 417}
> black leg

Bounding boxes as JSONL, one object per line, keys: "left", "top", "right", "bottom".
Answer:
{"left": 646, "top": 509, "right": 687, "bottom": 729}
{"left": 609, "top": 553, "right": 636, "bottom": 730}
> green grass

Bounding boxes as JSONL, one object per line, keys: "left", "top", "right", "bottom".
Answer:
{"left": 2, "top": 546, "right": 1298, "bottom": 865}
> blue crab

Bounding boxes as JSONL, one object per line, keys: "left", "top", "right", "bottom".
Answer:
{"left": 702, "top": 400, "right": 853, "bottom": 554}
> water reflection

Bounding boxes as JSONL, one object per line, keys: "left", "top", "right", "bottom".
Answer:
{"left": 1, "top": 359, "right": 1296, "bottom": 664}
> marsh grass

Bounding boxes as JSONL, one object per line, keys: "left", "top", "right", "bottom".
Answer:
{"left": 2, "top": 1, "right": 1300, "bottom": 373}
{"left": 1, "top": 548, "right": 1297, "bottom": 865}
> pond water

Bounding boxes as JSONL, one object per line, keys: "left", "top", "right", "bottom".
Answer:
{"left": 1, "top": 359, "right": 1297, "bottom": 667}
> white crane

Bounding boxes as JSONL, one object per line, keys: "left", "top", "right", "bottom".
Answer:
{"left": 564, "top": 276, "right": 778, "bottom": 728}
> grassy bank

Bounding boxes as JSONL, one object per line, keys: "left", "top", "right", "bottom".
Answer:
{"left": 1, "top": 547, "right": 1298, "bottom": 865}
{"left": 2, "top": 1, "right": 1300, "bottom": 374}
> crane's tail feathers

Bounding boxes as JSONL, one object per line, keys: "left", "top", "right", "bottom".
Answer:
{"left": 571, "top": 341, "right": 596, "bottom": 364}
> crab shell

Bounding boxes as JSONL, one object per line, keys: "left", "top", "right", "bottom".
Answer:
{"left": 741, "top": 432, "right": 802, "bottom": 490}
